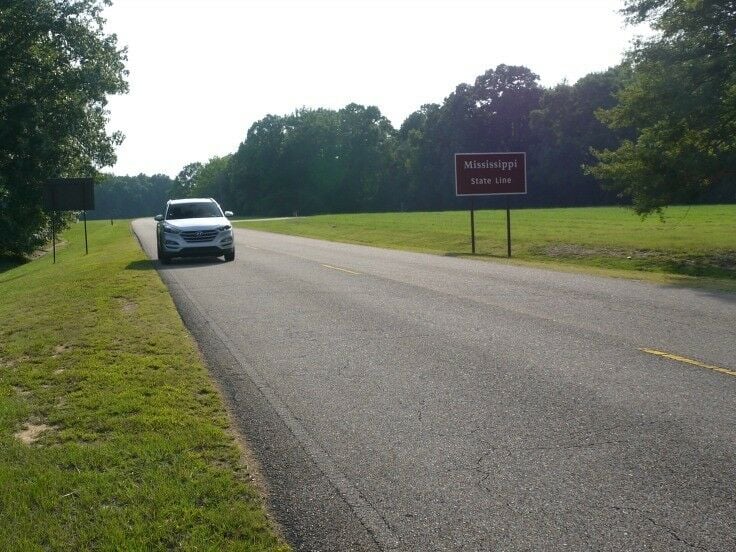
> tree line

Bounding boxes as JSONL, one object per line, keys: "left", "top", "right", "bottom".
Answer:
{"left": 92, "top": 64, "right": 632, "bottom": 219}
{"left": 90, "top": 174, "right": 173, "bottom": 220}
{"left": 124, "top": 51, "right": 731, "bottom": 219}
{"left": 2, "top": 0, "right": 735, "bottom": 255}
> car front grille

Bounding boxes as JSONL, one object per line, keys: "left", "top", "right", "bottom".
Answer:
{"left": 181, "top": 229, "right": 218, "bottom": 243}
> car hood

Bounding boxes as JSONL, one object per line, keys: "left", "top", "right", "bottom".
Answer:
{"left": 164, "top": 217, "right": 230, "bottom": 230}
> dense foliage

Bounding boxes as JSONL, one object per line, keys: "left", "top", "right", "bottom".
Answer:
{"left": 221, "top": 104, "right": 395, "bottom": 216}
{"left": 587, "top": 0, "right": 736, "bottom": 213}
{"left": 0, "top": 0, "right": 127, "bottom": 255}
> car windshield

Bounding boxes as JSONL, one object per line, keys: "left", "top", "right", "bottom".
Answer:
{"left": 166, "top": 202, "right": 222, "bottom": 220}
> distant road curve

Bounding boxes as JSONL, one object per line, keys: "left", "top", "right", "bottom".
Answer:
{"left": 133, "top": 218, "right": 736, "bottom": 552}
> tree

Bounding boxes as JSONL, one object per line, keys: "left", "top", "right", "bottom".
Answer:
{"left": 221, "top": 105, "right": 395, "bottom": 217}
{"left": 530, "top": 66, "right": 632, "bottom": 206}
{"left": 0, "top": 0, "right": 128, "bottom": 255}
{"left": 170, "top": 162, "right": 203, "bottom": 198}
{"left": 587, "top": 0, "right": 736, "bottom": 213}
{"left": 279, "top": 108, "right": 342, "bottom": 215}
{"left": 228, "top": 113, "right": 294, "bottom": 216}
{"left": 187, "top": 155, "right": 231, "bottom": 202}
{"left": 472, "top": 64, "right": 543, "bottom": 152}
{"left": 393, "top": 103, "right": 441, "bottom": 210}
{"left": 334, "top": 104, "right": 395, "bottom": 212}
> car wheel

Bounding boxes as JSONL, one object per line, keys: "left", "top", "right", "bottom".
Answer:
{"left": 224, "top": 250, "right": 235, "bottom": 262}
{"left": 157, "top": 243, "right": 171, "bottom": 264}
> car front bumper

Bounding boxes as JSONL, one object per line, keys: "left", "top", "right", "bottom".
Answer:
{"left": 168, "top": 245, "right": 234, "bottom": 257}
{"left": 162, "top": 231, "right": 234, "bottom": 257}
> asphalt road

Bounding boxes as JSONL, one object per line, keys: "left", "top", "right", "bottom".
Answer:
{"left": 132, "top": 218, "right": 736, "bottom": 552}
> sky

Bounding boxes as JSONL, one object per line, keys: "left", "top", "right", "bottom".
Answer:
{"left": 102, "top": 0, "right": 649, "bottom": 177}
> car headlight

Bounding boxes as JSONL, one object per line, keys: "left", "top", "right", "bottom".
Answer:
{"left": 163, "top": 223, "right": 180, "bottom": 234}
{"left": 218, "top": 224, "right": 232, "bottom": 231}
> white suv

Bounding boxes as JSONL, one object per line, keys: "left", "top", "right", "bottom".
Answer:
{"left": 155, "top": 198, "right": 235, "bottom": 263}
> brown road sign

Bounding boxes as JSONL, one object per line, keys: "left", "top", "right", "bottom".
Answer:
{"left": 455, "top": 152, "right": 527, "bottom": 196}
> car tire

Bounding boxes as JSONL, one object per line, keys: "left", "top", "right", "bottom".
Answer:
{"left": 157, "top": 242, "right": 171, "bottom": 264}
{"left": 224, "top": 250, "right": 235, "bottom": 262}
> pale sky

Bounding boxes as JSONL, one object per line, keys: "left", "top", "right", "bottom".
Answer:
{"left": 103, "top": 0, "right": 648, "bottom": 177}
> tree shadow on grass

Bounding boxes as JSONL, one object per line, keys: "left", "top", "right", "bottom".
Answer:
{"left": 125, "top": 259, "right": 155, "bottom": 271}
{"left": 0, "top": 255, "right": 28, "bottom": 275}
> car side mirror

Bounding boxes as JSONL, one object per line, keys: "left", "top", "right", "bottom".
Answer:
{"left": 154, "top": 214, "right": 163, "bottom": 222}
{"left": 224, "top": 211, "right": 233, "bottom": 217}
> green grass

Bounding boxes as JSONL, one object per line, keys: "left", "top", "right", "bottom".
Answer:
{"left": 235, "top": 205, "right": 736, "bottom": 289}
{"left": 0, "top": 221, "right": 289, "bottom": 551}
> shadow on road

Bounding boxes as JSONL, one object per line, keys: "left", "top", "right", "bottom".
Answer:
{"left": 661, "top": 280, "right": 736, "bottom": 303}
{"left": 126, "top": 257, "right": 227, "bottom": 271}
{"left": 441, "top": 251, "right": 736, "bottom": 301}
{"left": 443, "top": 251, "right": 509, "bottom": 259}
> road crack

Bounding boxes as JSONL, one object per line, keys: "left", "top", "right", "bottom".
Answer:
{"left": 610, "top": 506, "right": 712, "bottom": 551}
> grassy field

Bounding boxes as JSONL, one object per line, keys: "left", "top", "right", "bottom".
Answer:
{"left": 235, "top": 205, "right": 736, "bottom": 288}
{"left": 0, "top": 221, "right": 289, "bottom": 551}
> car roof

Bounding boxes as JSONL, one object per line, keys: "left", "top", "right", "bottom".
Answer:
{"left": 167, "top": 198, "right": 215, "bottom": 205}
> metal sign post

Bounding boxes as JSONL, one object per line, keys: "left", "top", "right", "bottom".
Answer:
{"left": 506, "top": 197, "right": 512, "bottom": 258}
{"left": 470, "top": 198, "right": 476, "bottom": 254}
{"left": 83, "top": 210, "right": 88, "bottom": 254}
{"left": 52, "top": 211, "right": 56, "bottom": 264}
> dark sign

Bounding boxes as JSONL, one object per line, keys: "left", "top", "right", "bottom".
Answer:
{"left": 44, "top": 178, "right": 95, "bottom": 211}
{"left": 455, "top": 152, "right": 527, "bottom": 196}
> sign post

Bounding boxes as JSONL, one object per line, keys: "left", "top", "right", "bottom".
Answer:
{"left": 83, "top": 209, "right": 88, "bottom": 254}
{"left": 470, "top": 198, "right": 476, "bottom": 254}
{"left": 52, "top": 211, "right": 56, "bottom": 264}
{"left": 455, "top": 152, "right": 527, "bottom": 257}
{"left": 506, "top": 197, "right": 512, "bottom": 258}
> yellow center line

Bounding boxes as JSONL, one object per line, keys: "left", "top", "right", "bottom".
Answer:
{"left": 640, "top": 348, "right": 736, "bottom": 377}
{"left": 321, "top": 264, "right": 361, "bottom": 276}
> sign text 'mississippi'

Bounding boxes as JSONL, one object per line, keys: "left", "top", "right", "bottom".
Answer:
{"left": 463, "top": 159, "right": 519, "bottom": 171}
